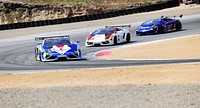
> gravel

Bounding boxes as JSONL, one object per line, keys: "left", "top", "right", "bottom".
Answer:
{"left": 1, "top": 84, "right": 200, "bottom": 108}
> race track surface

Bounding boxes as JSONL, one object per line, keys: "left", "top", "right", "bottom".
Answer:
{"left": 0, "top": 14, "right": 200, "bottom": 73}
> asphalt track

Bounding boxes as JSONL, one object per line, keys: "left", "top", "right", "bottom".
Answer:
{"left": 0, "top": 14, "right": 200, "bottom": 73}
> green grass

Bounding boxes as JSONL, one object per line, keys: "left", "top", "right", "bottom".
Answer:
{"left": 17, "top": 0, "right": 97, "bottom": 3}
{"left": 39, "top": 0, "right": 95, "bottom": 3}
{"left": 15, "top": 0, "right": 158, "bottom": 3}
{"left": 5, "top": 14, "right": 14, "bottom": 23}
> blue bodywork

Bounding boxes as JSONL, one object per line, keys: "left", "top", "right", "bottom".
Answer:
{"left": 35, "top": 37, "right": 81, "bottom": 62}
{"left": 136, "top": 17, "right": 182, "bottom": 36}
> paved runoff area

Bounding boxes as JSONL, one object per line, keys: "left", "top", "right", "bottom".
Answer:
{"left": 0, "top": 4, "right": 200, "bottom": 108}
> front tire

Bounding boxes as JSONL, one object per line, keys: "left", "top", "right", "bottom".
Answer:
{"left": 158, "top": 26, "right": 164, "bottom": 34}
{"left": 136, "top": 31, "right": 141, "bottom": 36}
{"left": 39, "top": 53, "right": 42, "bottom": 62}
{"left": 35, "top": 51, "right": 43, "bottom": 62}
{"left": 35, "top": 48, "right": 40, "bottom": 61}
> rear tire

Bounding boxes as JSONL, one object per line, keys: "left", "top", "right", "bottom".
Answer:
{"left": 113, "top": 36, "right": 118, "bottom": 45}
{"left": 126, "top": 33, "right": 131, "bottom": 43}
{"left": 176, "top": 22, "right": 182, "bottom": 31}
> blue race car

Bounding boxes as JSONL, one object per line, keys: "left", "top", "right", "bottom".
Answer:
{"left": 35, "top": 36, "right": 81, "bottom": 62}
{"left": 136, "top": 16, "right": 182, "bottom": 36}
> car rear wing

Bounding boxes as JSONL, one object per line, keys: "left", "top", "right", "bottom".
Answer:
{"left": 105, "top": 24, "right": 131, "bottom": 28}
{"left": 161, "top": 14, "right": 183, "bottom": 19}
{"left": 35, "top": 35, "right": 70, "bottom": 41}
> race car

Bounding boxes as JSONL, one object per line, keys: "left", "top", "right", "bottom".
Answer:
{"left": 35, "top": 36, "right": 81, "bottom": 62}
{"left": 136, "top": 15, "right": 182, "bottom": 36}
{"left": 184, "top": 0, "right": 196, "bottom": 5}
{"left": 85, "top": 25, "right": 131, "bottom": 46}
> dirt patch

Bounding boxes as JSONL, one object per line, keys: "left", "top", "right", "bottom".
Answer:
{"left": 0, "top": 63, "right": 200, "bottom": 88}
{"left": 96, "top": 35, "right": 200, "bottom": 60}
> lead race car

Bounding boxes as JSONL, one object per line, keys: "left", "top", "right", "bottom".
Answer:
{"left": 35, "top": 36, "right": 81, "bottom": 62}
{"left": 85, "top": 24, "right": 131, "bottom": 46}
{"left": 136, "top": 15, "right": 183, "bottom": 36}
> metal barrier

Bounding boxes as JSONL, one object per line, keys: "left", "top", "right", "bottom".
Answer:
{"left": 0, "top": 0, "right": 179, "bottom": 31}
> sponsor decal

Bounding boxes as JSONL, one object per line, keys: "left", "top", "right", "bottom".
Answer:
{"left": 52, "top": 45, "right": 71, "bottom": 55}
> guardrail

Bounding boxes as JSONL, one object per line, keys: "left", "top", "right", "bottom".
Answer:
{"left": 0, "top": 0, "right": 179, "bottom": 31}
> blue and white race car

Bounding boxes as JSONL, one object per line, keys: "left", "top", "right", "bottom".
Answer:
{"left": 35, "top": 36, "right": 81, "bottom": 62}
{"left": 136, "top": 15, "right": 182, "bottom": 36}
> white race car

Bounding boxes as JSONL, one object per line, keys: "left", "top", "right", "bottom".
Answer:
{"left": 85, "top": 25, "right": 131, "bottom": 46}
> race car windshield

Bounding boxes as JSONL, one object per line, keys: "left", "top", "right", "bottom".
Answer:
{"left": 43, "top": 38, "right": 71, "bottom": 47}
{"left": 143, "top": 19, "right": 160, "bottom": 25}
{"left": 91, "top": 28, "right": 113, "bottom": 36}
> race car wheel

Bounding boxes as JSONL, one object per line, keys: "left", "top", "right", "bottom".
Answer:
{"left": 126, "top": 33, "right": 131, "bottom": 43}
{"left": 35, "top": 54, "right": 39, "bottom": 61}
{"left": 37, "top": 51, "right": 42, "bottom": 62}
{"left": 35, "top": 48, "right": 40, "bottom": 61}
{"left": 35, "top": 50, "right": 38, "bottom": 61}
{"left": 113, "top": 36, "right": 118, "bottom": 45}
{"left": 36, "top": 52, "right": 42, "bottom": 62}
{"left": 158, "top": 26, "right": 164, "bottom": 34}
{"left": 136, "top": 31, "right": 141, "bottom": 36}
{"left": 176, "top": 22, "right": 182, "bottom": 31}
{"left": 39, "top": 54, "right": 42, "bottom": 62}
{"left": 78, "top": 49, "right": 82, "bottom": 58}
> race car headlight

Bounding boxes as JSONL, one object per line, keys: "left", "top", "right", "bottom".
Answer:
{"left": 150, "top": 26, "right": 154, "bottom": 30}
{"left": 137, "top": 26, "right": 141, "bottom": 30}
{"left": 150, "top": 25, "right": 157, "bottom": 30}
{"left": 41, "top": 49, "right": 45, "bottom": 52}
{"left": 74, "top": 48, "right": 78, "bottom": 55}
{"left": 105, "top": 34, "right": 112, "bottom": 39}
{"left": 90, "top": 37, "right": 95, "bottom": 40}
{"left": 45, "top": 50, "right": 50, "bottom": 56}
{"left": 87, "top": 35, "right": 93, "bottom": 40}
{"left": 50, "top": 48, "right": 55, "bottom": 52}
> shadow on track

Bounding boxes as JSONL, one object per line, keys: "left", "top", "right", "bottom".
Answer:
{"left": 86, "top": 41, "right": 137, "bottom": 48}
{"left": 136, "top": 29, "right": 187, "bottom": 37}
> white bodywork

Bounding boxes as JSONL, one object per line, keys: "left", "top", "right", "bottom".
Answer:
{"left": 85, "top": 28, "right": 130, "bottom": 46}
{"left": 183, "top": 0, "right": 196, "bottom": 4}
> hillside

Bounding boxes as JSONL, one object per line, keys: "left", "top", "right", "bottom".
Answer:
{"left": 0, "top": 0, "right": 164, "bottom": 24}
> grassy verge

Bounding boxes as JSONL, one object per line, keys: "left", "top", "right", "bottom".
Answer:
{"left": 15, "top": 0, "right": 159, "bottom": 3}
